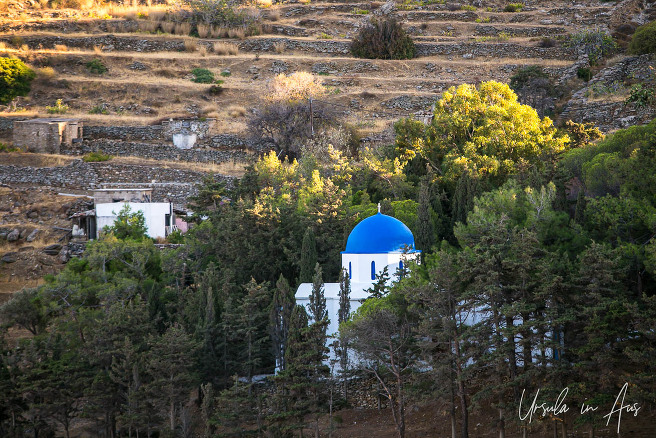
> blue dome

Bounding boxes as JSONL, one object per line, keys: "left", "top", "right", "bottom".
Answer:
{"left": 343, "top": 212, "right": 418, "bottom": 254}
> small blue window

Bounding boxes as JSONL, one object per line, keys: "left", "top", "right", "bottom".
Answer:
{"left": 399, "top": 260, "right": 404, "bottom": 271}
{"left": 349, "top": 262, "right": 352, "bottom": 280}
{"left": 371, "top": 261, "right": 376, "bottom": 280}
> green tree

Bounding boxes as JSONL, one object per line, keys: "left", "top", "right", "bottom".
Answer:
{"left": 367, "top": 265, "right": 390, "bottom": 298}
{"left": 104, "top": 204, "right": 148, "bottom": 241}
{"left": 146, "top": 324, "right": 199, "bottom": 433}
{"left": 270, "top": 274, "right": 295, "bottom": 372}
{"left": 394, "top": 81, "right": 570, "bottom": 191}
{"left": 0, "top": 58, "right": 35, "bottom": 105}
{"left": 237, "top": 279, "right": 272, "bottom": 384}
{"left": 300, "top": 227, "right": 318, "bottom": 283}
{"left": 308, "top": 262, "right": 327, "bottom": 323}
{"left": 415, "top": 178, "right": 435, "bottom": 254}
{"left": 0, "top": 287, "right": 46, "bottom": 335}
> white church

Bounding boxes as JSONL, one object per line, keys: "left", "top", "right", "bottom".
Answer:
{"left": 295, "top": 207, "right": 421, "bottom": 340}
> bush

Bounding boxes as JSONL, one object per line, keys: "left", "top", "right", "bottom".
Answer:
{"left": 503, "top": 2, "right": 523, "bottom": 12}
{"left": 509, "top": 65, "right": 548, "bottom": 91}
{"left": 86, "top": 58, "right": 108, "bottom": 74}
{"left": 166, "top": 229, "right": 185, "bottom": 244}
{"left": 46, "top": 99, "right": 69, "bottom": 114}
{"left": 350, "top": 17, "right": 416, "bottom": 60}
{"left": 82, "top": 151, "right": 112, "bottom": 162}
{"left": 191, "top": 67, "right": 215, "bottom": 83}
{"left": 538, "top": 37, "right": 555, "bottom": 48}
{"left": 629, "top": 21, "right": 656, "bottom": 55}
{"left": 209, "top": 81, "right": 225, "bottom": 95}
{"left": 0, "top": 58, "right": 36, "bottom": 105}
{"left": 626, "top": 83, "right": 655, "bottom": 108}
{"left": 89, "top": 105, "right": 109, "bottom": 114}
{"left": 564, "top": 29, "right": 617, "bottom": 65}
{"left": 0, "top": 142, "right": 22, "bottom": 152}
{"left": 577, "top": 67, "right": 592, "bottom": 81}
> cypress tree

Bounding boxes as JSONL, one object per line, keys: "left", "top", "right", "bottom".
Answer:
{"left": 300, "top": 227, "right": 318, "bottom": 283}
{"left": 270, "top": 274, "right": 295, "bottom": 371}
{"left": 415, "top": 179, "right": 435, "bottom": 255}
{"left": 308, "top": 263, "right": 327, "bottom": 323}
{"left": 338, "top": 268, "right": 351, "bottom": 326}
{"left": 451, "top": 172, "right": 479, "bottom": 226}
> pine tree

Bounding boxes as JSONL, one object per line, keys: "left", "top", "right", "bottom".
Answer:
{"left": 308, "top": 263, "right": 327, "bottom": 323}
{"left": 415, "top": 179, "right": 435, "bottom": 255}
{"left": 300, "top": 227, "right": 318, "bottom": 283}
{"left": 368, "top": 266, "right": 390, "bottom": 298}
{"left": 270, "top": 274, "right": 296, "bottom": 372}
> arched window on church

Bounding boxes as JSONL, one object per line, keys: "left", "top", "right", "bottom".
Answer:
{"left": 371, "top": 261, "right": 376, "bottom": 280}
{"left": 349, "top": 262, "right": 352, "bottom": 280}
{"left": 399, "top": 260, "right": 404, "bottom": 272}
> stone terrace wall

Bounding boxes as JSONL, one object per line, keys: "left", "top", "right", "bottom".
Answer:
{"left": 5, "top": 34, "right": 577, "bottom": 59}
{"left": 83, "top": 125, "right": 163, "bottom": 142}
{"left": 0, "top": 160, "right": 234, "bottom": 203}
{"left": 64, "top": 140, "right": 251, "bottom": 163}
{"left": 415, "top": 42, "right": 577, "bottom": 60}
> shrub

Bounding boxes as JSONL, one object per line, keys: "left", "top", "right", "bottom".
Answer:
{"left": 628, "top": 21, "right": 656, "bottom": 55}
{"left": 577, "top": 67, "right": 592, "bottom": 81}
{"left": 350, "top": 17, "right": 416, "bottom": 60}
{"left": 46, "top": 99, "right": 69, "bottom": 114}
{"left": 460, "top": 4, "right": 476, "bottom": 11}
{"left": 184, "top": 38, "right": 198, "bottom": 52}
{"left": 166, "top": 229, "right": 185, "bottom": 244}
{"left": 191, "top": 68, "right": 215, "bottom": 83}
{"left": 0, "top": 58, "right": 36, "bottom": 105}
{"left": 509, "top": 65, "right": 548, "bottom": 91}
{"left": 538, "top": 37, "right": 555, "bottom": 48}
{"left": 86, "top": 58, "right": 108, "bottom": 74}
{"left": 213, "top": 41, "right": 239, "bottom": 55}
{"left": 82, "top": 151, "right": 112, "bottom": 162}
{"left": 209, "top": 83, "right": 224, "bottom": 95}
{"left": 274, "top": 41, "right": 286, "bottom": 53}
{"left": 564, "top": 29, "right": 617, "bottom": 65}
{"left": 89, "top": 105, "right": 109, "bottom": 114}
{"left": 503, "top": 2, "right": 523, "bottom": 12}
{"left": 626, "top": 83, "right": 655, "bottom": 108}
{"left": 0, "top": 143, "right": 22, "bottom": 152}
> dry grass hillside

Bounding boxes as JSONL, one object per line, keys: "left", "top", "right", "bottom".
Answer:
{"left": 0, "top": 0, "right": 649, "bottom": 135}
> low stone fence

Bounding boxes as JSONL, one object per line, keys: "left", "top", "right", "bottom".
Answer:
{"left": 63, "top": 140, "right": 251, "bottom": 163}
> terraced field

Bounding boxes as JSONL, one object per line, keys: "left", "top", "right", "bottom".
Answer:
{"left": 0, "top": 0, "right": 653, "bottom": 172}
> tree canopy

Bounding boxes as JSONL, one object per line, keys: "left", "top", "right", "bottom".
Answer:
{"left": 0, "top": 58, "right": 35, "bottom": 105}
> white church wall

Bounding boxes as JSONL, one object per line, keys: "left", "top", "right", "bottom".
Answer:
{"left": 341, "top": 252, "right": 418, "bottom": 284}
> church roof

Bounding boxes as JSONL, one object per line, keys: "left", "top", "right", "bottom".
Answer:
{"left": 343, "top": 212, "right": 419, "bottom": 254}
